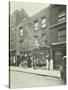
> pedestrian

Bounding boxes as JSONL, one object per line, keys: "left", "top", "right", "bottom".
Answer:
{"left": 50, "top": 58, "right": 53, "bottom": 70}
{"left": 33, "top": 56, "right": 36, "bottom": 69}
{"left": 27, "top": 55, "right": 31, "bottom": 68}
{"left": 46, "top": 58, "right": 49, "bottom": 70}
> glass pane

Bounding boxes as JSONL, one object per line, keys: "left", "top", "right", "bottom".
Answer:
{"left": 35, "top": 27, "right": 38, "bottom": 30}
{"left": 58, "top": 12, "right": 66, "bottom": 18}
{"left": 58, "top": 36, "right": 66, "bottom": 41}
{"left": 35, "top": 39, "right": 40, "bottom": 46}
{"left": 20, "top": 28, "right": 23, "bottom": 36}
{"left": 35, "top": 22, "right": 38, "bottom": 27}
{"left": 58, "top": 17, "right": 66, "bottom": 22}
{"left": 42, "top": 24, "right": 46, "bottom": 28}
{"left": 42, "top": 18, "right": 46, "bottom": 24}
{"left": 58, "top": 30, "right": 66, "bottom": 36}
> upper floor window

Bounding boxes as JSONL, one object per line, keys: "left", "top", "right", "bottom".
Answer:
{"left": 41, "top": 33, "right": 46, "bottom": 40}
{"left": 19, "top": 27, "right": 23, "bottom": 36}
{"left": 41, "top": 33, "right": 47, "bottom": 45}
{"left": 35, "top": 39, "right": 40, "bottom": 47}
{"left": 58, "top": 29, "right": 66, "bottom": 41}
{"left": 34, "top": 21, "right": 39, "bottom": 31}
{"left": 42, "top": 17, "right": 46, "bottom": 28}
{"left": 58, "top": 12, "right": 66, "bottom": 22}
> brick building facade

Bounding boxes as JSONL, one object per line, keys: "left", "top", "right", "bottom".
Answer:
{"left": 9, "top": 9, "right": 29, "bottom": 65}
{"left": 10, "top": 4, "right": 66, "bottom": 70}
{"left": 49, "top": 5, "right": 66, "bottom": 69}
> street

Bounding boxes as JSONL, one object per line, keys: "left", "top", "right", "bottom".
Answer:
{"left": 10, "top": 70, "right": 64, "bottom": 88}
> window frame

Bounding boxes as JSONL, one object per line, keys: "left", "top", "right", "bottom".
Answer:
{"left": 34, "top": 20, "right": 39, "bottom": 31}
{"left": 57, "top": 29, "right": 66, "bottom": 41}
{"left": 35, "top": 39, "right": 40, "bottom": 47}
{"left": 19, "top": 27, "right": 23, "bottom": 36}
{"left": 58, "top": 12, "right": 66, "bottom": 22}
{"left": 41, "top": 16, "right": 46, "bottom": 28}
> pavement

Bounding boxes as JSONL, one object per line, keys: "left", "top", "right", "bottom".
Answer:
{"left": 10, "top": 66, "right": 60, "bottom": 78}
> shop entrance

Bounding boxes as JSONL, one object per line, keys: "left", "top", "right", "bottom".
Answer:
{"left": 53, "top": 45, "right": 66, "bottom": 70}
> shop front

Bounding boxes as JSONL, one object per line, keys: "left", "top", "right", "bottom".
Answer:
{"left": 19, "top": 47, "right": 50, "bottom": 69}
{"left": 9, "top": 50, "right": 16, "bottom": 66}
{"left": 52, "top": 42, "right": 66, "bottom": 70}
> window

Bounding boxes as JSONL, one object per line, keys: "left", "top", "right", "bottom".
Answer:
{"left": 35, "top": 39, "right": 40, "bottom": 47}
{"left": 58, "top": 13, "right": 65, "bottom": 18}
{"left": 41, "top": 33, "right": 46, "bottom": 41}
{"left": 58, "top": 12, "right": 66, "bottom": 22}
{"left": 41, "top": 33, "right": 47, "bottom": 45}
{"left": 19, "top": 27, "right": 23, "bottom": 36}
{"left": 42, "top": 17, "right": 46, "bottom": 28}
{"left": 34, "top": 21, "right": 39, "bottom": 31}
{"left": 41, "top": 33, "right": 46, "bottom": 37}
{"left": 58, "top": 29, "right": 66, "bottom": 41}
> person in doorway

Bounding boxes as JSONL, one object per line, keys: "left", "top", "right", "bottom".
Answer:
{"left": 33, "top": 56, "right": 36, "bottom": 69}
{"left": 50, "top": 58, "right": 53, "bottom": 70}
{"left": 46, "top": 58, "right": 49, "bottom": 70}
{"left": 31, "top": 57, "right": 33, "bottom": 68}
{"left": 27, "top": 55, "right": 31, "bottom": 68}
{"left": 23, "top": 54, "right": 28, "bottom": 68}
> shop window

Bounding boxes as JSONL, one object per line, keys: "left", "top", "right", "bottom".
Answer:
{"left": 54, "top": 51, "right": 62, "bottom": 69}
{"left": 13, "top": 56, "right": 16, "bottom": 64}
